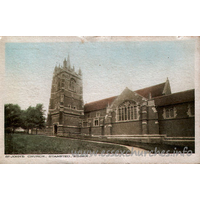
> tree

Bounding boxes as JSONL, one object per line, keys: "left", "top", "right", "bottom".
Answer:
{"left": 20, "top": 109, "right": 29, "bottom": 133}
{"left": 5, "top": 104, "right": 22, "bottom": 133}
{"left": 34, "top": 104, "right": 46, "bottom": 134}
{"left": 25, "top": 106, "right": 36, "bottom": 133}
{"left": 5, "top": 103, "right": 46, "bottom": 134}
{"left": 22, "top": 104, "right": 46, "bottom": 134}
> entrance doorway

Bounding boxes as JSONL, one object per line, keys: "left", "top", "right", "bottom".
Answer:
{"left": 54, "top": 124, "right": 57, "bottom": 135}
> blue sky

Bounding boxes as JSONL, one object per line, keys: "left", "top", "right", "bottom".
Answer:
{"left": 5, "top": 39, "right": 195, "bottom": 115}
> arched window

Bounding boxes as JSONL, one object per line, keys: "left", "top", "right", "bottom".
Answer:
{"left": 70, "top": 78, "right": 76, "bottom": 91}
{"left": 122, "top": 108, "right": 124, "bottom": 121}
{"left": 125, "top": 107, "right": 127, "bottom": 120}
{"left": 118, "top": 101, "right": 139, "bottom": 121}
{"left": 118, "top": 108, "right": 121, "bottom": 121}
{"left": 128, "top": 107, "right": 130, "bottom": 120}
{"left": 131, "top": 106, "right": 133, "bottom": 119}
{"left": 134, "top": 106, "right": 137, "bottom": 119}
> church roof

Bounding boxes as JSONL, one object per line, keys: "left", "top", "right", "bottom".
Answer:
{"left": 84, "top": 96, "right": 118, "bottom": 112}
{"left": 84, "top": 81, "right": 172, "bottom": 112}
{"left": 135, "top": 82, "right": 166, "bottom": 99}
{"left": 154, "top": 89, "right": 194, "bottom": 106}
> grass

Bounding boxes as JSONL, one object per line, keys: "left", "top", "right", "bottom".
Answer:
{"left": 61, "top": 134, "right": 195, "bottom": 153}
{"left": 5, "top": 133, "right": 194, "bottom": 155}
{"left": 5, "top": 133, "right": 130, "bottom": 154}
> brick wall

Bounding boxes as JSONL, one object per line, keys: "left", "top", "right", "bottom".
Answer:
{"left": 157, "top": 102, "right": 194, "bottom": 137}
{"left": 112, "top": 121, "right": 141, "bottom": 135}
{"left": 91, "top": 127, "right": 102, "bottom": 135}
{"left": 64, "top": 114, "right": 79, "bottom": 126}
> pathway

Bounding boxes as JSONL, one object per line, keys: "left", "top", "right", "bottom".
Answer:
{"left": 48, "top": 135, "right": 148, "bottom": 153}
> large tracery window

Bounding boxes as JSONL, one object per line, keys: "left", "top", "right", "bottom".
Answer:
{"left": 118, "top": 101, "right": 138, "bottom": 121}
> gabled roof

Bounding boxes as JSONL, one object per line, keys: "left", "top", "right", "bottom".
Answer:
{"left": 84, "top": 96, "right": 118, "bottom": 112}
{"left": 154, "top": 89, "right": 194, "bottom": 106}
{"left": 84, "top": 80, "right": 172, "bottom": 112}
{"left": 135, "top": 82, "right": 166, "bottom": 99}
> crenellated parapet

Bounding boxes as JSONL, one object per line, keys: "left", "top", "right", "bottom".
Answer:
{"left": 53, "top": 55, "right": 82, "bottom": 78}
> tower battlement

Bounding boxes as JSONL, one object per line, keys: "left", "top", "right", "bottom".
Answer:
{"left": 53, "top": 56, "right": 82, "bottom": 77}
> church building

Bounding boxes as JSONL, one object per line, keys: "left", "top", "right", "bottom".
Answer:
{"left": 46, "top": 56, "right": 195, "bottom": 147}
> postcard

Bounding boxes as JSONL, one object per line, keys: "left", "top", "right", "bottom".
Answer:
{"left": 0, "top": 36, "right": 199, "bottom": 163}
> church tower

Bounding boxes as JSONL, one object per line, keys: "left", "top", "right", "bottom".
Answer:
{"left": 46, "top": 55, "right": 84, "bottom": 136}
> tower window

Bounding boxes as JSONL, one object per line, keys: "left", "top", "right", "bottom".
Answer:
{"left": 94, "top": 118, "right": 99, "bottom": 126}
{"left": 70, "top": 78, "right": 76, "bottom": 91}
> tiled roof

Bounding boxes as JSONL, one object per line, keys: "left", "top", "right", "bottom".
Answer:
{"left": 135, "top": 82, "right": 166, "bottom": 99}
{"left": 84, "top": 82, "right": 166, "bottom": 112}
{"left": 84, "top": 96, "right": 118, "bottom": 112}
{"left": 84, "top": 82, "right": 188, "bottom": 112}
{"left": 154, "top": 89, "right": 194, "bottom": 106}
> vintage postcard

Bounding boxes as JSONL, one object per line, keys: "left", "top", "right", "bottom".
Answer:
{"left": 0, "top": 36, "right": 199, "bottom": 164}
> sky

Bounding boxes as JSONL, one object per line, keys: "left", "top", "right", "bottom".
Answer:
{"left": 5, "top": 39, "right": 195, "bottom": 115}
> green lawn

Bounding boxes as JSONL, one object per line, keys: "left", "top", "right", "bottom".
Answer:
{"left": 63, "top": 134, "right": 195, "bottom": 153}
{"left": 5, "top": 133, "right": 130, "bottom": 154}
